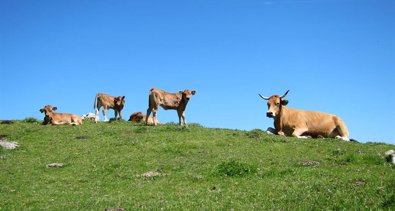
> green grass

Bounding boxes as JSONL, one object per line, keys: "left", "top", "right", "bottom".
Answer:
{"left": 1, "top": 121, "right": 394, "bottom": 210}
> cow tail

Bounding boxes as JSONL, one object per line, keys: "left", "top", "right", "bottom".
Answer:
{"left": 94, "top": 93, "right": 98, "bottom": 110}
{"left": 148, "top": 88, "right": 154, "bottom": 108}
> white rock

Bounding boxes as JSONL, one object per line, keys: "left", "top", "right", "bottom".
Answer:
{"left": 0, "top": 141, "right": 18, "bottom": 150}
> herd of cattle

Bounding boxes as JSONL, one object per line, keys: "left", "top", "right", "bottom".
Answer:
{"left": 39, "top": 88, "right": 351, "bottom": 141}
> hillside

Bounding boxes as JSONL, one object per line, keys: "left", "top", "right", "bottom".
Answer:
{"left": 1, "top": 121, "right": 394, "bottom": 210}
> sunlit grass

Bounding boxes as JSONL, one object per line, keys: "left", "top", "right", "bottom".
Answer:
{"left": 1, "top": 121, "right": 394, "bottom": 210}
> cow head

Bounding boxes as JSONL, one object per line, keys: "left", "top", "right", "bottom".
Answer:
{"left": 179, "top": 90, "right": 196, "bottom": 102}
{"left": 259, "top": 90, "right": 289, "bottom": 118}
{"left": 114, "top": 96, "right": 125, "bottom": 108}
{"left": 39, "top": 105, "right": 58, "bottom": 116}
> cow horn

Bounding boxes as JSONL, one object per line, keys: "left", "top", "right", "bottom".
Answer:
{"left": 258, "top": 94, "right": 270, "bottom": 100}
{"left": 281, "top": 90, "right": 290, "bottom": 98}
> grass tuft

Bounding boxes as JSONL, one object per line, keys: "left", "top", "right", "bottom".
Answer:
{"left": 22, "top": 117, "right": 41, "bottom": 124}
{"left": 215, "top": 159, "right": 257, "bottom": 177}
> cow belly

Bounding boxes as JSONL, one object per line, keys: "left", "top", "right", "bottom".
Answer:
{"left": 304, "top": 124, "right": 337, "bottom": 137}
{"left": 161, "top": 105, "right": 177, "bottom": 110}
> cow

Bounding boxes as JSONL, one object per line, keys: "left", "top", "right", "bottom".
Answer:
{"left": 128, "top": 111, "right": 159, "bottom": 125}
{"left": 258, "top": 90, "right": 350, "bottom": 141}
{"left": 93, "top": 93, "right": 125, "bottom": 123}
{"left": 145, "top": 88, "right": 196, "bottom": 127}
{"left": 39, "top": 105, "right": 82, "bottom": 125}
{"left": 81, "top": 113, "right": 96, "bottom": 122}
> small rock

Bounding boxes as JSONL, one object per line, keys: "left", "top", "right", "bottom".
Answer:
{"left": 0, "top": 141, "right": 18, "bottom": 150}
{"left": 353, "top": 180, "right": 366, "bottom": 187}
{"left": 141, "top": 171, "right": 161, "bottom": 177}
{"left": 138, "top": 171, "right": 167, "bottom": 179}
{"left": 209, "top": 186, "right": 221, "bottom": 192}
{"left": 47, "top": 163, "right": 64, "bottom": 168}
{"left": 302, "top": 160, "right": 320, "bottom": 166}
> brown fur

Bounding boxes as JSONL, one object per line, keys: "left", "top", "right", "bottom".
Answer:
{"left": 260, "top": 91, "right": 349, "bottom": 141}
{"left": 39, "top": 105, "right": 82, "bottom": 125}
{"left": 145, "top": 88, "right": 196, "bottom": 126}
{"left": 94, "top": 93, "right": 125, "bottom": 122}
{"left": 128, "top": 111, "right": 158, "bottom": 124}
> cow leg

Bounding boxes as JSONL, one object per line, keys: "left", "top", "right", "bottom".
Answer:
{"left": 145, "top": 107, "right": 153, "bottom": 125}
{"left": 103, "top": 106, "right": 108, "bottom": 121}
{"left": 177, "top": 110, "right": 187, "bottom": 127}
{"left": 95, "top": 108, "right": 100, "bottom": 123}
{"left": 182, "top": 112, "right": 187, "bottom": 127}
{"left": 292, "top": 128, "right": 309, "bottom": 139}
{"left": 152, "top": 108, "right": 158, "bottom": 126}
{"left": 333, "top": 117, "right": 350, "bottom": 141}
{"left": 114, "top": 110, "right": 118, "bottom": 120}
{"left": 266, "top": 127, "right": 276, "bottom": 135}
{"left": 119, "top": 110, "right": 123, "bottom": 121}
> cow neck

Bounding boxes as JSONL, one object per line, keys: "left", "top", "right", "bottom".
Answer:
{"left": 178, "top": 94, "right": 188, "bottom": 110}
{"left": 114, "top": 104, "right": 123, "bottom": 110}
{"left": 274, "top": 105, "right": 287, "bottom": 129}
{"left": 45, "top": 112, "right": 54, "bottom": 118}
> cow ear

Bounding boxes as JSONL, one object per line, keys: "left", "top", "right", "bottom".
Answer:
{"left": 40, "top": 109, "right": 44, "bottom": 113}
{"left": 53, "top": 107, "right": 58, "bottom": 111}
{"left": 191, "top": 90, "right": 196, "bottom": 95}
{"left": 122, "top": 96, "right": 125, "bottom": 100}
{"left": 281, "top": 100, "right": 289, "bottom": 106}
{"left": 179, "top": 91, "right": 183, "bottom": 94}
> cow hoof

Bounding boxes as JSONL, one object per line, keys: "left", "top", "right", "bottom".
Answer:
{"left": 336, "top": 136, "right": 350, "bottom": 141}
{"left": 266, "top": 130, "right": 275, "bottom": 135}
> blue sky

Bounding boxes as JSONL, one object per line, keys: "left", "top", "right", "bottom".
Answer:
{"left": 1, "top": 0, "right": 394, "bottom": 144}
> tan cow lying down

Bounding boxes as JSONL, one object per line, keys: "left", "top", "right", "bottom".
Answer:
{"left": 128, "top": 111, "right": 159, "bottom": 125}
{"left": 94, "top": 93, "right": 125, "bottom": 123}
{"left": 259, "top": 90, "right": 350, "bottom": 141}
{"left": 146, "top": 88, "right": 196, "bottom": 127}
{"left": 40, "top": 105, "right": 82, "bottom": 125}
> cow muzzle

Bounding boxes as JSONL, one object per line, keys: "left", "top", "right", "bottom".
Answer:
{"left": 266, "top": 112, "right": 275, "bottom": 118}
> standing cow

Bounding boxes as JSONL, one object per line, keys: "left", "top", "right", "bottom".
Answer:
{"left": 145, "top": 88, "right": 196, "bottom": 127}
{"left": 94, "top": 93, "right": 125, "bottom": 123}
{"left": 258, "top": 90, "right": 350, "bottom": 141}
{"left": 40, "top": 105, "right": 82, "bottom": 125}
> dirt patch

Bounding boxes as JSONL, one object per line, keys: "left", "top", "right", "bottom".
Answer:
{"left": 75, "top": 135, "right": 92, "bottom": 140}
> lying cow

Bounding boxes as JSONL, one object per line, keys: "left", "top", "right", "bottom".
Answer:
{"left": 129, "top": 111, "right": 159, "bottom": 125}
{"left": 145, "top": 88, "right": 196, "bottom": 127}
{"left": 40, "top": 105, "right": 82, "bottom": 125}
{"left": 94, "top": 93, "right": 125, "bottom": 123}
{"left": 81, "top": 113, "right": 96, "bottom": 122}
{"left": 258, "top": 90, "right": 350, "bottom": 141}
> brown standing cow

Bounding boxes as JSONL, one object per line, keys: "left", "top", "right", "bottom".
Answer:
{"left": 94, "top": 93, "right": 125, "bottom": 123}
{"left": 259, "top": 90, "right": 350, "bottom": 141}
{"left": 145, "top": 88, "right": 196, "bottom": 127}
{"left": 40, "top": 105, "right": 82, "bottom": 125}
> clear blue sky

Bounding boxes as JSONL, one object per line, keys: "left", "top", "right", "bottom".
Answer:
{"left": 1, "top": 0, "right": 394, "bottom": 144}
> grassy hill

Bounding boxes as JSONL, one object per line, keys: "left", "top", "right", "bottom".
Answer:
{"left": 1, "top": 120, "right": 394, "bottom": 210}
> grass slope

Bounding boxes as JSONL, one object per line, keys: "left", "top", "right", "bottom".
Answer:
{"left": 1, "top": 121, "right": 394, "bottom": 210}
